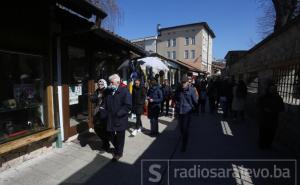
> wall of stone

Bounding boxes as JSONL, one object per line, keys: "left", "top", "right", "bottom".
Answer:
{"left": 0, "top": 137, "right": 55, "bottom": 172}
{"left": 230, "top": 19, "right": 300, "bottom": 76}
{"left": 228, "top": 18, "right": 300, "bottom": 154}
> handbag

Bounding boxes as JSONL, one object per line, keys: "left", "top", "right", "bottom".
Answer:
{"left": 93, "top": 105, "right": 100, "bottom": 117}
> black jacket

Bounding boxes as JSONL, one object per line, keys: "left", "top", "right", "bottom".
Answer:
{"left": 161, "top": 84, "right": 172, "bottom": 99}
{"left": 132, "top": 86, "right": 146, "bottom": 114}
{"left": 147, "top": 85, "right": 163, "bottom": 118}
{"left": 102, "top": 86, "right": 132, "bottom": 131}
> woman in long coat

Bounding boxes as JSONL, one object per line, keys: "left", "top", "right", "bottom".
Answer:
{"left": 131, "top": 79, "right": 146, "bottom": 136}
{"left": 232, "top": 80, "right": 247, "bottom": 120}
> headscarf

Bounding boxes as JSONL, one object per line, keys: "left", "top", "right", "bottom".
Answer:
{"left": 98, "top": 79, "right": 107, "bottom": 89}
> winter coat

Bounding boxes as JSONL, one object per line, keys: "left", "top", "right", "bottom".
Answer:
{"left": 147, "top": 85, "right": 163, "bottom": 118}
{"left": 175, "top": 86, "right": 198, "bottom": 114}
{"left": 257, "top": 92, "right": 284, "bottom": 123}
{"left": 101, "top": 86, "right": 132, "bottom": 132}
{"left": 161, "top": 85, "right": 172, "bottom": 100}
{"left": 232, "top": 85, "right": 246, "bottom": 111}
{"left": 91, "top": 88, "right": 108, "bottom": 124}
{"left": 132, "top": 86, "right": 146, "bottom": 114}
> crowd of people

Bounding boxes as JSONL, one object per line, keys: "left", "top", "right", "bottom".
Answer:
{"left": 91, "top": 73, "right": 284, "bottom": 161}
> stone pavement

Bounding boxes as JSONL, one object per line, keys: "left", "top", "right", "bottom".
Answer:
{"left": 0, "top": 115, "right": 179, "bottom": 185}
{"left": 159, "top": 109, "right": 299, "bottom": 185}
{"left": 0, "top": 110, "right": 298, "bottom": 185}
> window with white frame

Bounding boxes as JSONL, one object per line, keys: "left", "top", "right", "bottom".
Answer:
{"left": 185, "top": 37, "right": 189, "bottom": 45}
{"left": 172, "top": 51, "right": 176, "bottom": 59}
{"left": 191, "top": 36, "right": 195, "bottom": 45}
{"left": 172, "top": 38, "right": 176, "bottom": 47}
{"left": 167, "top": 40, "right": 171, "bottom": 47}
{"left": 191, "top": 50, "right": 195, "bottom": 59}
{"left": 167, "top": 51, "right": 171, "bottom": 58}
{"left": 184, "top": 50, "right": 189, "bottom": 59}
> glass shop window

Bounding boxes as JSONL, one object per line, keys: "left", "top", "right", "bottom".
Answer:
{"left": 0, "top": 50, "right": 46, "bottom": 144}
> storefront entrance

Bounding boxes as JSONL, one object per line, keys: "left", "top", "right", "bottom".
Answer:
{"left": 62, "top": 46, "right": 94, "bottom": 140}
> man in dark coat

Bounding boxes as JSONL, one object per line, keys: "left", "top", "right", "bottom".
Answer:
{"left": 147, "top": 78, "right": 163, "bottom": 136}
{"left": 131, "top": 79, "right": 146, "bottom": 136}
{"left": 101, "top": 74, "right": 132, "bottom": 161}
{"left": 161, "top": 79, "right": 172, "bottom": 116}
{"left": 175, "top": 76, "right": 198, "bottom": 152}
{"left": 257, "top": 83, "right": 284, "bottom": 149}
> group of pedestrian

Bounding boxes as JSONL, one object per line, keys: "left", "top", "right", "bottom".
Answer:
{"left": 91, "top": 72, "right": 285, "bottom": 161}
{"left": 92, "top": 74, "right": 131, "bottom": 161}
{"left": 91, "top": 74, "right": 172, "bottom": 161}
{"left": 193, "top": 76, "right": 247, "bottom": 121}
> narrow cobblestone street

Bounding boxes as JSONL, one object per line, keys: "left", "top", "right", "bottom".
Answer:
{"left": 1, "top": 107, "right": 296, "bottom": 185}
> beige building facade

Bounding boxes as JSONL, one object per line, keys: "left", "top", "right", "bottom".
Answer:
{"left": 157, "top": 22, "right": 215, "bottom": 74}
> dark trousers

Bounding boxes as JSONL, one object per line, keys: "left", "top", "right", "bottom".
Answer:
{"left": 94, "top": 125, "right": 109, "bottom": 149}
{"left": 258, "top": 115, "right": 279, "bottom": 149}
{"left": 94, "top": 117, "right": 109, "bottom": 149}
{"left": 199, "top": 99, "right": 206, "bottom": 113}
{"left": 208, "top": 97, "right": 215, "bottom": 113}
{"left": 150, "top": 116, "right": 159, "bottom": 134}
{"left": 108, "top": 130, "right": 125, "bottom": 156}
{"left": 135, "top": 114, "right": 142, "bottom": 129}
{"left": 179, "top": 113, "right": 191, "bottom": 151}
{"left": 161, "top": 99, "right": 170, "bottom": 115}
{"left": 233, "top": 110, "right": 245, "bottom": 120}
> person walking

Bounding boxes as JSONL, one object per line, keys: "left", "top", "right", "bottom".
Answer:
{"left": 91, "top": 79, "right": 109, "bottom": 152}
{"left": 100, "top": 74, "right": 132, "bottom": 161}
{"left": 175, "top": 76, "right": 198, "bottom": 152}
{"left": 161, "top": 79, "right": 172, "bottom": 116}
{"left": 131, "top": 79, "right": 146, "bottom": 136}
{"left": 207, "top": 79, "right": 217, "bottom": 113}
{"left": 147, "top": 78, "right": 163, "bottom": 137}
{"left": 232, "top": 80, "right": 247, "bottom": 121}
{"left": 198, "top": 80, "right": 207, "bottom": 113}
{"left": 257, "top": 83, "right": 284, "bottom": 149}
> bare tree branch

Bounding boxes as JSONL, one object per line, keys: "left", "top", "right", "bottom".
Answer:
{"left": 88, "top": 0, "right": 123, "bottom": 31}
{"left": 256, "top": 0, "right": 299, "bottom": 39}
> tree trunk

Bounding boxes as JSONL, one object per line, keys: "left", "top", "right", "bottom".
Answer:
{"left": 272, "top": 0, "right": 298, "bottom": 31}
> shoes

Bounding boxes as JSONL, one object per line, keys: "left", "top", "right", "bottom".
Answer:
{"left": 137, "top": 128, "right": 142, "bottom": 133}
{"left": 112, "top": 154, "right": 123, "bottom": 162}
{"left": 149, "top": 132, "right": 159, "bottom": 137}
{"left": 131, "top": 129, "right": 138, "bottom": 136}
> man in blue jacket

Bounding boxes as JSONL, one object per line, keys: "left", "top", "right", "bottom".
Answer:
{"left": 101, "top": 74, "right": 132, "bottom": 161}
{"left": 175, "top": 76, "right": 198, "bottom": 152}
{"left": 147, "top": 78, "right": 163, "bottom": 137}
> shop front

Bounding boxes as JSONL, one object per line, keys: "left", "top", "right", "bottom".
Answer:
{"left": 0, "top": 1, "right": 57, "bottom": 161}
{"left": 58, "top": 29, "right": 146, "bottom": 140}
{"left": 0, "top": 0, "right": 146, "bottom": 171}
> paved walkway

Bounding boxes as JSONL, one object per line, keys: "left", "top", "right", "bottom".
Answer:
{"left": 0, "top": 115, "right": 179, "bottom": 185}
{"left": 0, "top": 110, "right": 298, "bottom": 185}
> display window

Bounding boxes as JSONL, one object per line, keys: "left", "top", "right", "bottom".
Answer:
{"left": 0, "top": 50, "right": 47, "bottom": 144}
{"left": 68, "top": 46, "right": 89, "bottom": 127}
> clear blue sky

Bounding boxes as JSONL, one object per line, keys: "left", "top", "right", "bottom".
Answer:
{"left": 115, "top": 0, "right": 265, "bottom": 59}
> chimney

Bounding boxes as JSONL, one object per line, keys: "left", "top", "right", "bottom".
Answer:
{"left": 157, "top": 24, "right": 161, "bottom": 36}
